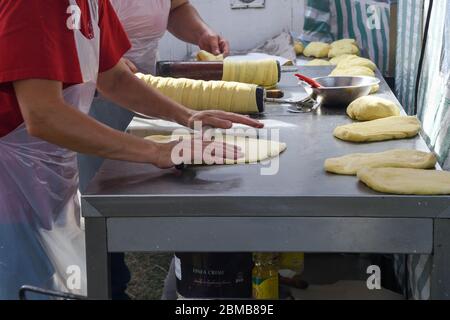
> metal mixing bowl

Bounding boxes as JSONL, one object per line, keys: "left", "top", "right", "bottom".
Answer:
{"left": 304, "top": 76, "right": 381, "bottom": 108}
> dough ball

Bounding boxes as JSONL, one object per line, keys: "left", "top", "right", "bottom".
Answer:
{"left": 337, "top": 56, "right": 377, "bottom": 71}
{"left": 333, "top": 116, "right": 422, "bottom": 143}
{"left": 370, "top": 84, "right": 380, "bottom": 94}
{"left": 329, "top": 54, "right": 358, "bottom": 65}
{"left": 294, "top": 41, "right": 304, "bottom": 55}
{"left": 331, "top": 38, "right": 357, "bottom": 48}
{"left": 306, "top": 59, "right": 332, "bottom": 66}
{"left": 196, "top": 50, "right": 224, "bottom": 62}
{"left": 329, "top": 66, "right": 375, "bottom": 77}
{"left": 347, "top": 96, "right": 400, "bottom": 121}
{"left": 357, "top": 168, "right": 450, "bottom": 195}
{"left": 328, "top": 44, "right": 360, "bottom": 58}
{"left": 325, "top": 149, "right": 437, "bottom": 175}
{"left": 303, "top": 42, "right": 331, "bottom": 58}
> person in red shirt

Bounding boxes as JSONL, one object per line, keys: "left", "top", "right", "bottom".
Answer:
{"left": 0, "top": 0, "right": 263, "bottom": 299}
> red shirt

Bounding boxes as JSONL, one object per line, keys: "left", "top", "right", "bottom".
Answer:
{"left": 0, "top": 0, "right": 131, "bottom": 137}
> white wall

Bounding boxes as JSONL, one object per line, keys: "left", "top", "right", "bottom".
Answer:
{"left": 159, "top": 0, "right": 306, "bottom": 60}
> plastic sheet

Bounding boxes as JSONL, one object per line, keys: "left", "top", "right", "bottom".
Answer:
{"left": 0, "top": 0, "right": 99, "bottom": 299}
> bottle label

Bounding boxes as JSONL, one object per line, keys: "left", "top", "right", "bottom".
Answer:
{"left": 252, "top": 276, "right": 279, "bottom": 300}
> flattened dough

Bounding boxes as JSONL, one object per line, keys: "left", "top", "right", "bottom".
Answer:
{"left": 303, "top": 42, "right": 331, "bottom": 58}
{"left": 347, "top": 96, "right": 400, "bottom": 121}
{"left": 357, "top": 168, "right": 450, "bottom": 195}
{"left": 146, "top": 134, "right": 287, "bottom": 165}
{"left": 325, "top": 149, "right": 437, "bottom": 175}
{"left": 334, "top": 116, "right": 421, "bottom": 143}
{"left": 306, "top": 59, "right": 332, "bottom": 66}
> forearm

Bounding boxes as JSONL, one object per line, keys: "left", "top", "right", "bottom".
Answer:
{"left": 167, "top": 3, "right": 211, "bottom": 44}
{"left": 97, "top": 62, "right": 193, "bottom": 126}
{"left": 24, "top": 100, "right": 159, "bottom": 164}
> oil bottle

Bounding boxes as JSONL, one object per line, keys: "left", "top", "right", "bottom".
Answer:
{"left": 252, "top": 253, "right": 279, "bottom": 300}
{"left": 279, "top": 253, "right": 304, "bottom": 279}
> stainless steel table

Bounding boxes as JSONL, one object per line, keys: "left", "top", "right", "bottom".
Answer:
{"left": 81, "top": 67, "right": 450, "bottom": 299}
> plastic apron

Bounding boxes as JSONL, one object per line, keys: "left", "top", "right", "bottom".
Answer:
{"left": 0, "top": 0, "right": 100, "bottom": 299}
{"left": 110, "top": 0, "right": 171, "bottom": 74}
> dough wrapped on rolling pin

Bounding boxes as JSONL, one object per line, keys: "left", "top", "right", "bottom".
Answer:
{"left": 222, "top": 59, "right": 279, "bottom": 88}
{"left": 137, "top": 73, "right": 262, "bottom": 114}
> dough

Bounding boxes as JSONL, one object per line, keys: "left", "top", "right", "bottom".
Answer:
{"left": 329, "top": 66, "right": 378, "bottom": 93}
{"left": 330, "top": 54, "right": 358, "bottom": 65}
{"left": 333, "top": 116, "right": 422, "bottom": 143}
{"left": 196, "top": 50, "right": 224, "bottom": 62}
{"left": 137, "top": 73, "right": 259, "bottom": 114}
{"left": 306, "top": 59, "right": 332, "bottom": 66}
{"left": 294, "top": 41, "right": 304, "bottom": 55}
{"left": 370, "top": 84, "right": 380, "bottom": 94}
{"left": 146, "top": 134, "right": 287, "bottom": 165}
{"left": 330, "top": 66, "right": 375, "bottom": 77}
{"left": 325, "top": 149, "right": 437, "bottom": 175}
{"left": 303, "top": 42, "right": 331, "bottom": 58}
{"left": 328, "top": 44, "right": 360, "bottom": 58}
{"left": 357, "top": 168, "right": 450, "bottom": 195}
{"left": 347, "top": 96, "right": 400, "bottom": 121}
{"left": 331, "top": 39, "right": 357, "bottom": 47}
{"left": 336, "top": 56, "right": 377, "bottom": 71}
{"left": 222, "top": 59, "right": 279, "bottom": 88}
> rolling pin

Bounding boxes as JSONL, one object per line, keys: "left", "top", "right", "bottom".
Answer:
{"left": 156, "top": 60, "right": 282, "bottom": 84}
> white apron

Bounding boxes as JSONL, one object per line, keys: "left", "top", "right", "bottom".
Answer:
{"left": 110, "top": 0, "right": 171, "bottom": 74}
{"left": 0, "top": 0, "right": 100, "bottom": 299}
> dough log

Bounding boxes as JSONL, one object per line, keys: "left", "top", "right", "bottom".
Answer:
{"left": 137, "top": 73, "right": 260, "bottom": 114}
{"left": 222, "top": 59, "right": 279, "bottom": 88}
{"left": 325, "top": 149, "right": 437, "bottom": 175}
{"left": 357, "top": 168, "right": 450, "bottom": 195}
{"left": 333, "top": 116, "right": 422, "bottom": 143}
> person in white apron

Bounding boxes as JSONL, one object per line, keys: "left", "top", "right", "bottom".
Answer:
{"left": 82, "top": 0, "right": 231, "bottom": 299}
{"left": 0, "top": 0, "right": 101, "bottom": 299}
{"left": 101, "top": 0, "right": 231, "bottom": 300}
{"left": 0, "top": 0, "right": 262, "bottom": 300}
{"left": 110, "top": 0, "right": 229, "bottom": 74}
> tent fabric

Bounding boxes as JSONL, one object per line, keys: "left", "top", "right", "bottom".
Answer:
{"left": 394, "top": 0, "right": 450, "bottom": 301}
{"left": 300, "top": 0, "right": 394, "bottom": 75}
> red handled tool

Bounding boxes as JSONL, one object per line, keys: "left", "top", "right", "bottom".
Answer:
{"left": 294, "top": 73, "right": 322, "bottom": 88}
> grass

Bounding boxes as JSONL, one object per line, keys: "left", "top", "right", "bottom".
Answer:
{"left": 125, "top": 253, "right": 173, "bottom": 300}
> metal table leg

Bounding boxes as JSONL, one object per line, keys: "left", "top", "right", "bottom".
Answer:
{"left": 430, "top": 219, "right": 450, "bottom": 299}
{"left": 85, "top": 218, "right": 111, "bottom": 300}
